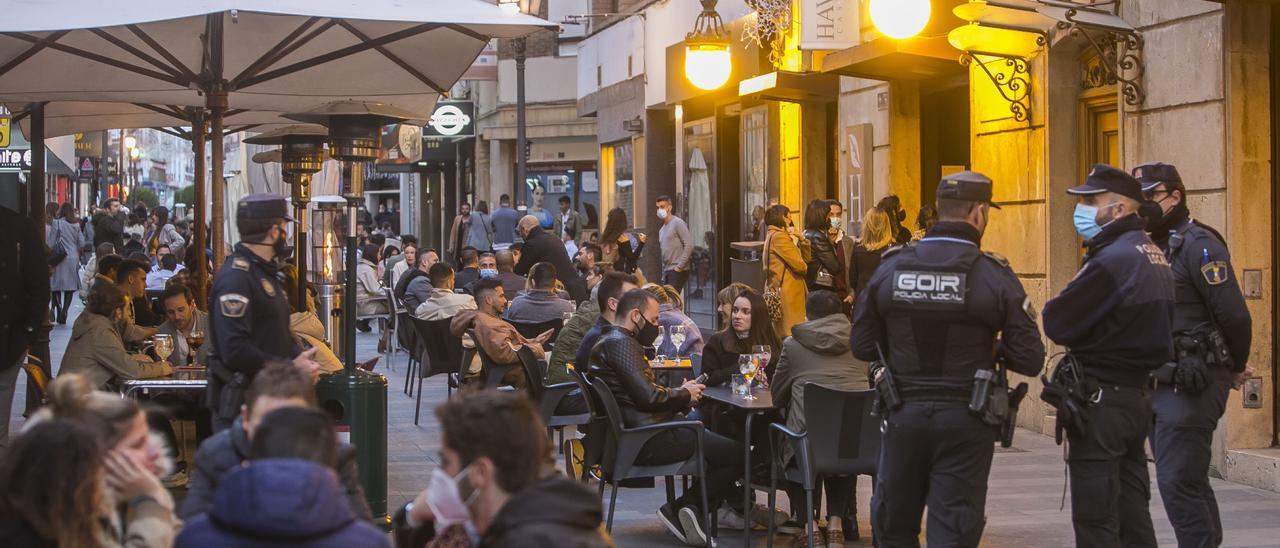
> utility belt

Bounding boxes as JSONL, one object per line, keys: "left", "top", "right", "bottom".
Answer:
{"left": 871, "top": 359, "right": 1028, "bottom": 448}
{"left": 1150, "top": 324, "right": 1231, "bottom": 395}
{"left": 1039, "top": 354, "right": 1100, "bottom": 445}
{"left": 205, "top": 355, "right": 249, "bottom": 421}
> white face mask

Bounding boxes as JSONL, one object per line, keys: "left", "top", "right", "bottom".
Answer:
{"left": 657, "top": 207, "right": 669, "bottom": 220}
{"left": 426, "top": 465, "right": 478, "bottom": 528}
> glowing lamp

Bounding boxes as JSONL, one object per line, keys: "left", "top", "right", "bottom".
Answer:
{"left": 870, "top": 0, "right": 931, "bottom": 39}
{"left": 948, "top": 23, "right": 1043, "bottom": 59}
{"left": 684, "top": 0, "right": 731, "bottom": 91}
{"left": 123, "top": 135, "right": 137, "bottom": 149}
{"left": 498, "top": 0, "right": 520, "bottom": 16}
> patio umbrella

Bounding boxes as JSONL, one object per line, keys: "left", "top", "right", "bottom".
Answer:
{"left": 0, "top": 0, "right": 553, "bottom": 268}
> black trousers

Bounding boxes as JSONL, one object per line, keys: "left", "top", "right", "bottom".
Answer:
{"left": 662, "top": 269, "right": 690, "bottom": 293}
{"left": 1067, "top": 385, "right": 1157, "bottom": 548}
{"left": 783, "top": 475, "right": 855, "bottom": 522}
{"left": 638, "top": 426, "right": 743, "bottom": 513}
{"left": 873, "top": 401, "right": 995, "bottom": 548}
{"left": 1151, "top": 368, "right": 1232, "bottom": 548}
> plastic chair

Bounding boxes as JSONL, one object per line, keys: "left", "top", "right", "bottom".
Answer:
{"left": 473, "top": 343, "right": 521, "bottom": 391}
{"left": 408, "top": 317, "right": 464, "bottom": 425}
{"left": 510, "top": 318, "right": 564, "bottom": 353}
{"left": 766, "top": 384, "right": 880, "bottom": 548}
{"left": 588, "top": 379, "right": 711, "bottom": 534}
{"left": 397, "top": 310, "right": 420, "bottom": 396}
{"left": 516, "top": 347, "right": 588, "bottom": 450}
{"left": 382, "top": 287, "right": 405, "bottom": 371}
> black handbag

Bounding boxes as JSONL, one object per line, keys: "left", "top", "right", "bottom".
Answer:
{"left": 47, "top": 246, "right": 67, "bottom": 267}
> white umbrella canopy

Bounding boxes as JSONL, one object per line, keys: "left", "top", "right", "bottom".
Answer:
{"left": 7, "top": 101, "right": 299, "bottom": 138}
{"left": 0, "top": 0, "right": 553, "bottom": 114}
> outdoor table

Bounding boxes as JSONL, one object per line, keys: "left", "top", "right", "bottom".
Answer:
{"left": 117, "top": 375, "right": 208, "bottom": 399}
{"left": 702, "top": 385, "right": 774, "bottom": 548}
{"left": 649, "top": 357, "right": 694, "bottom": 387}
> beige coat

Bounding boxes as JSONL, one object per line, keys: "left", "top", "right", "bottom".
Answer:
{"left": 764, "top": 226, "right": 811, "bottom": 337}
{"left": 290, "top": 311, "right": 343, "bottom": 373}
{"left": 60, "top": 312, "right": 169, "bottom": 390}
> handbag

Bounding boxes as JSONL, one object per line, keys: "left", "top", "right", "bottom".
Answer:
{"left": 47, "top": 223, "right": 68, "bottom": 267}
{"left": 761, "top": 233, "right": 783, "bottom": 323}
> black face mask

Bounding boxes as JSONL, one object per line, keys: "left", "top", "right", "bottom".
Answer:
{"left": 897, "top": 209, "right": 906, "bottom": 223}
{"left": 1138, "top": 200, "right": 1165, "bottom": 231}
{"left": 273, "top": 228, "right": 294, "bottom": 262}
{"left": 635, "top": 314, "right": 660, "bottom": 347}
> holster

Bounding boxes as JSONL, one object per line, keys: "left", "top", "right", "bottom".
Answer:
{"left": 206, "top": 357, "right": 248, "bottom": 422}
{"left": 871, "top": 361, "right": 903, "bottom": 418}
{"left": 1039, "top": 354, "right": 1099, "bottom": 445}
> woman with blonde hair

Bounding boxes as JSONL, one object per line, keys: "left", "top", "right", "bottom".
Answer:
{"left": 848, "top": 207, "right": 895, "bottom": 303}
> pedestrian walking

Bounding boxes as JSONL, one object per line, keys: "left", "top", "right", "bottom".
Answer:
{"left": 802, "top": 200, "right": 847, "bottom": 302}
{"left": 1041, "top": 164, "right": 1175, "bottom": 548}
{"left": 599, "top": 207, "right": 646, "bottom": 279}
{"left": 490, "top": 194, "right": 521, "bottom": 249}
{"left": 852, "top": 171, "right": 1045, "bottom": 547}
{"left": 48, "top": 203, "right": 83, "bottom": 325}
{"left": 91, "top": 198, "right": 126, "bottom": 252}
{"left": 656, "top": 195, "right": 694, "bottom": 292}
{"left": 848, "top": 208, "right": 894, "bottom": 304}
{"left": 1137, "top": 162, "right": 1253, "bottom": 547}
{"left": 762, "top": 204, "right": 809, "bottom": 337}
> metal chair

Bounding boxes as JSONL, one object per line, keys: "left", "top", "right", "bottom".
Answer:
{"left": 516, "top": 347, "right": 588, "bottom": 450}
{"left": 588, "top": 378, "right": 711, "bottom": 534}
{"left": 408, "top": 317, "right": 465, "bottom": 425}
{"left": 382, "top": 287, "right": 405, "bottom": 371}
{"left": 355, "top": 290, "right": 393, "bottom": 359}
{"left": 766, "top": 384, "right": 881, "bottom": 548}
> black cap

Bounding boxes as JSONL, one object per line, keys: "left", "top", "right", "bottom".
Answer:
{"left": 1067, "top": 164, "right": 1144, "bottom": 203}
{"left": 936, "top": 171, "right": 1001, "bottom": 209}
{"left": 236, "top": 193, "right": 295, "bottom": 223}
{"left": 1131, "top": 162, "right": 1183, "bottom": 192}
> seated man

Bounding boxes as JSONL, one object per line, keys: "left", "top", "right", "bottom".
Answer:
{"left": 505, "top": 261, "right": 576, "bottom": 323}
{"left": 117, "top": 258, "right": 163, "bottom": 337}
{"left": 156, "top": 284, "right": 209, "bottom": 366}
{"left": 573, "top": 272, "right": 639, "bottom": 373}
{"left": 414, "top": 263, "right": 476, "bottom": 321}
{"left": 146, "top": 253, "right": 181, "bottom": 290}
{"left": 177, "top": 406, "right": 387, "bottom": 547}
{"left": 181, "top": 361, "right": 371, "bottom": 520}
{"left": 396, "top": 247, "right": 439, "bottom": 311}
{"left": 453, "top": 247, "right": 482, "bottom": 291}
{"left": 59, "top": 282, "right": 171, "bottom": 389}
{"left": 449, "top": 278, "right": 552, "bottom": 388}
{"left": 464, "top": 252, "right": 500, "bottom": 295}
{"left": 495, "top": 249, "right": 527, "bottom": 297}
{"left": 355, "top": 243, "right": 390, "bottom": 320}
{"left": 397, "top": 392, "right": 611, "bottom": 547}
{"left": 546, "top": 264, "right": 609, "bottom": 385}
{"left": 588, "top": 289, "right": 739, "bottom": 546}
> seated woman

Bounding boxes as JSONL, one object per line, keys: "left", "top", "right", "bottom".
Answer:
{"left": 700, "top": 289, "right": 781, "bottom": 387}
{"left": 282, "top": 264, "right": 343, "bottom": 374}
{"left": 641, "top": 283, "right": 704, "bottom": 358}
{"left": 60, "top": 282, "right": 171, "bottom": 390}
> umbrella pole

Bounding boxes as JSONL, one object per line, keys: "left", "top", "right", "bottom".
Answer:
{"left": 191, "top": 114, "right": 209, "bottom": 310}
{"left": 24, "top": 103, "right": 52, "bottom": 414}
{"left": 210, "top": 96, "right": 226, "bottom": 269}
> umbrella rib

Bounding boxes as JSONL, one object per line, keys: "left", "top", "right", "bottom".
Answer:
{"left": 156, "top": 127, "right": 187, "bottom": 139}
{"left": 0, "top": 30, "right": 69, "bottom": 79}
{"left": 87, "top": 28, "right": 185, "bottom": 82}
{"left": 228, "top": 17, "right": 330, "bottom": 89}
{"left": 131, "top": 102, "right": 187, "bottom": 120}
{"left": 2, "top": 31, "right": 185, "bottom": 86}
{"left": 443, "top": 23, "right": 491, "bottom": 43}
{"left": 335, "top": 20, "right": 445, "bottom": 94}
{"left": 126, "top": 24, "right": 200, "bottom": 85}
{"left": 236, "top": 22, "right": 442, "bottom": 89}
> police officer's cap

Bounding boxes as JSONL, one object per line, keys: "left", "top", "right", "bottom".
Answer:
{"left": 1067, "top": 164, "right": 1144, "bottom": 203}
{"left": 1131, "top": 162, "right": 1183, "bottom": 193}
{"left": 236, "top": 193, "right": 295, "bottom": 223}
{"left": 936, "top": 171, "right": 1001, "bottom": 209}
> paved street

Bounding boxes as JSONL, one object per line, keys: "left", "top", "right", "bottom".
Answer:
{"left": 10, "top": 301, "right": 1280, "bottom": 547}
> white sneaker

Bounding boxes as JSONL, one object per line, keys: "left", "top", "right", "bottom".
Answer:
{"left": 715, "top": 505, "right": 748, "bottom": 530}
{"left": 679, "top": 506, "right": 709, "bottom": 547}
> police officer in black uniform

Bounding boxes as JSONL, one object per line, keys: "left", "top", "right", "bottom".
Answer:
{"left": 1136, "top": 162, "right": 1252, "bottom": 548}
{"left": 207, "top": 193, "right": 318, "bottom": 431}
{"left": 1042, "top": 165, "right": 1175, "bottom": 548}
{"left": 851, "top": 172, "right": 1045, "bottom": 547}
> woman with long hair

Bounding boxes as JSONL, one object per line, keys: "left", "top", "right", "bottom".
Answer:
{"left": 700, "top": 289, "right": 782, "bottom": 387}
{"left": 145, "top": 205, "right": 185, "bottom": 256}
{"left": 762, "top": 204, "right": 810, "bottom": 337}
{"left": 598, "top": 207, "right": 646, "bottom": 277}
{"left": 49, "top": 202, "right": 84, "bottom": 324}
{"left": 0, "top": 419, "right": 106, "bottom": 546}
{"left": 849, "top": 207, "right": 895, "bottom": 302}
{"left": 802, "top": 199, "right": 848, "bottom": 302}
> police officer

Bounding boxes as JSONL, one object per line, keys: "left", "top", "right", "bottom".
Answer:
{"left": 1042, "top": 164, "right": 1175, "bottom": 547}
{"left": 1137, "top": 162, "right": 1253, "bottom": 548}
{"left": 851, "top": 172, "right": 1045, "bottom": 547}
{"left": 207, "top": 193, "right": 318, "bottom": 431}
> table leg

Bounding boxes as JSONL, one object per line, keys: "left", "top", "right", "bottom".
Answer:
{"left": 743, "top": 411, "right": 754, "bottom": 548}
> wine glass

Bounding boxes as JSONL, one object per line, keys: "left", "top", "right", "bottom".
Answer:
{"left": 187, "top": 327, "right": 206, "bottom": 365}
{"left": 153, "top": 334, "right": 174, "bottom": 366}
{"left": 752, "top": 344, "right": 771, "bottom": 387}
{"left": 669, "top": 325, "right": 686, "bottom": 359}
{"left": 738, "top": 354, "right": 757, "bottom": 400}
{"left": 652, "top": 325, "right": 667, "bottom": 364}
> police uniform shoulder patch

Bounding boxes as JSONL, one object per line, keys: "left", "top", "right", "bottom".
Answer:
{"left": 261, "top": 278, "right": 276, "bottom": 296}
{"left": 1201, "top": 261, "right": 1229, "bottom": 285}
{"left": 981, "top": 251, "right": 1010, "bottom": 269}
{"left": 219, "top": 293, "right": 249, "bottom": 318}
{"left": 232, "top": 257, "right": 250, "bottom": 271}
{"left": 1022, "top": 296, "right": 1038, "bottom": 323}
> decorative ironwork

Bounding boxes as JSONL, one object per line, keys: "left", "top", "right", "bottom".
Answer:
{"left": 1057, "top": 7, "right": 1145, "bottom": 106}
{"left": 742, "top": 0, "right": 791, "bottom": 64}
{"left": 961, "top": 52, "right": 1032, "bottom": 122}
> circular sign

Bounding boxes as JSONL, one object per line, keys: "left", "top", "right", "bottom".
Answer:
{"left": 428, "top": 105, "right": 472, "bottom": 136}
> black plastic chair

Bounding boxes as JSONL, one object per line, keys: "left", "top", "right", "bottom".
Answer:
{"left": 397, "top": 310, "right": 420, "bottom": 397}
{"left": 510, "top": 318, "right": 564, "bottom": 353}
{"left": 408, "top": 317, "right": 465, "bottom": 425}
{"left": 473, "top": 343, "right": 521, "bottom": 391}
{"left": 516, "top": 347, "right": 589, "bottom": 449}
{"left": 766, "top": 384, "right": 880, "bottom": 548}
{"left": 588, "top": 379, "right": 711, "bottom": 534}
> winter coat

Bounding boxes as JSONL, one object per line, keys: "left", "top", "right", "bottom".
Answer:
{"left": 176, "top": 459, "right": 386, "bottom": 547}
{"left": 59, "top": 311, "right": 169, "bottom": 390}
{"left": 513, "top": 226, "right": 588, "bottom": 303}
{"left": 0, "top": 206, "right": 47, "bottom": 374}
{"left": 547, "top": 299, "right": 600, "bottom": 385}
{"left": 764, "top": 226, "right": 810, "bottom": 337}
{"left": 769, "top": 313, "right": 869, "bottom": 464}
{"left": 480, "top": 475, "right": 614, "bottom": 548}
{"left": 802, "top": 228, "right": 843, "bottom": 295}
{"left": 48, "top": 218, "right": 83, "bottom": 291}
{"left": 92, "top": 210, "right": 126, "bottom": 251}
{"left": 291, "top": 311, "right": 344, "bottom": 373}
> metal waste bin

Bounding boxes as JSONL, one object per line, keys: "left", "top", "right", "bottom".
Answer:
{"left": 315, "top": 370, "right": 388, "bottom": 523}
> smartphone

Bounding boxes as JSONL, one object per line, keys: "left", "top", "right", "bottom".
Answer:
{"left": 695, "top": 373, "right": 708, "bottom": 384}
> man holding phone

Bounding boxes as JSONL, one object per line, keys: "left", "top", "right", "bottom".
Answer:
{"left": 449, "top": 278, "right": 553, "bottom": 389}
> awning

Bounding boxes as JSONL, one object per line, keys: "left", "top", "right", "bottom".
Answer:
{"left": 820, "top": 35, "right": 964, "bottom": 81}
{"left": 738, "top": 71, "right": 840, "bottom": 102}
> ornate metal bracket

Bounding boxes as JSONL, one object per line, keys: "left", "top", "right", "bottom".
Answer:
{"left": 1057, "top": 8, "right": 1145, "bottom": 106}
{"left": 961, "top": 52, "right": 1032, "bottom": 122}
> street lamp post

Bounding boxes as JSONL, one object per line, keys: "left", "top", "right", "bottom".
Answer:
{"left": 515, "top": 36, "right": 527, "bottom": 199}
{"left": 684, "top": 0, "right": 732, "bottom": 91}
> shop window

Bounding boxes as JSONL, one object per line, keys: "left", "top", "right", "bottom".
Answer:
{"left": 741, "top": 106, "right": 768, "bottom": 241}
{"left": 683, "top": 118, "right": 716, "bottom": 330}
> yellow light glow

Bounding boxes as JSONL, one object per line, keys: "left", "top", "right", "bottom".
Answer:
{"left": 128, "top": 147, "right": 140, "bottom": 160}
{"left": 124, "top": 135, "right": 137, "bottom": 149}
{"left": 684, "top": 44, "right": 732, "bottom": 90}
{"left": 869, "top": 0, "right": 931, "bottom": 39}
{"left": 948, "top": 23, "right": 1043, "bottom": 59}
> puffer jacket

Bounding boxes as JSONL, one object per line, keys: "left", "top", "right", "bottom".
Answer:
{"left": 481, "top": 475, "right": 614, "bottom": 548}
{"left": 587, "top": 325, "right": 691, "bottom": 428}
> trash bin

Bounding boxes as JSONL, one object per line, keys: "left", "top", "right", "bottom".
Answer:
{"left": 315, "top": 369, "right": 388, "bottom": 523}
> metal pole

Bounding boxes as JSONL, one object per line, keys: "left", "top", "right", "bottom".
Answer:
{"left": 515, "top": 37, "right": 527, "bottom": 199}
{"left": 294, "top": 175, "right": 309, "bottom": 309}
{"left": 210, "top": 95, "right": 226, "bottom": 269}
{"left": 191, "top": 113, "right": 209, "bottom": 310}
{"left": 342, "top": 162, "right": 363, "bottom": 373}
{"left": 25, "top": 102, "right": 51, "bottom": 415}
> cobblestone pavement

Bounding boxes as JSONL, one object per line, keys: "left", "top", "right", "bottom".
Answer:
{"left": 12, "top": 302, "right": 1280, "bottom": 547}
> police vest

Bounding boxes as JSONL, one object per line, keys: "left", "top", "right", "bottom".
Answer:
{"left": 883, "top": 242, "right": 997, "bottom": 380}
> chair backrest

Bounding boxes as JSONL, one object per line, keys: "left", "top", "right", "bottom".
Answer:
{"left": 411, "top": 317, "right": 464, "bottom": 379}
{"left": 589, "top": 377, "right": 627, "bottom": 436}
{"left": 802, "top": 383, "right": 880, "bottom": 476}
{"left": 395, "top": 311, "right": 417, "bottom": 354}
{"left": 570, "top": 365, "right": 601, "bottom": 418}
{"left": 510, "top": 318, "right": 564, "bottom": 344}
{"left": 385, "top": 287, "right": 405, "bottom": 314}
{"left": 516, "top": 346, "right": 546, "bottom": 402}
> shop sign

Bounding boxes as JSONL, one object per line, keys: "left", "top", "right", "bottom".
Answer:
{"left": 0, "top": 117, "right": 9, "bottom": 148}
{"left": 423, "top": 101, "right": 475, "bottom": 137}
{"left": 799, "top": 0, "right": 858, "bottom": 51}
{"left": 378, "top": 124, "right": 423, "bottom": 165}
{"left": 79, "top": 157, "right": 97, "bottom": 177}
{"left": 0, "top": 148, "right": 31, "bottom": 172}
{"left": 74, "top": 131, "right": 103, "bottom": 157}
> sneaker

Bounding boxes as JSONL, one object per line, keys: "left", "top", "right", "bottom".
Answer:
{"left": 564, "top": 438, "right": 585, "bottom": 481}
{"left": 740, "top": 503, "right": 789, "bottom": 528}
{"left": 162, "top": 468, "right": 189, "bottom": 489}
{"left": 658, "top": 503, "right": 687, "bottom": 544}
{"left": 715, "top": 504, "right": 748, "bottom": 530}
{"left": 778, "top": 519, "right": 805, "bottom": 535}
{"left": 678, "top": 506, "right": 709, "bottom": 547}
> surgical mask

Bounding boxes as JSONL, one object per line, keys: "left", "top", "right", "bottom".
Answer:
{"left": 1073, "top": 202, "right": 1120, "bottom": 240}
{"left": 656, "top": 207, "right": 669, "bottom": 220}
{"left": 829, "top": 217, "right": 842, "bottom": 231}
{"left": 480, "top": 268, "right": 498, "bottom": 279}
{"left": 426, "top": 465, "right": 478, "bottom": 528}
{"left": 635, "top": 314, "right": 660, "bottom": 347}
{"left": 517, "top": 205, "right": 528, "bottom": 212}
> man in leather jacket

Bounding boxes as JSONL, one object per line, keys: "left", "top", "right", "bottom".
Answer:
{"left": 589, "top": 289, "right": 737, "bottom": 547}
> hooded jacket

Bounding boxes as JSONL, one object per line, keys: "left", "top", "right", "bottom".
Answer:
{"left": 176, "top": 459, "right": 387, "bottom": 548}
{"left": 480, "top": 476, "right": 614, "bottom": 548}
{"left": 770, "top": 313, "right": 869, "bottom": 464}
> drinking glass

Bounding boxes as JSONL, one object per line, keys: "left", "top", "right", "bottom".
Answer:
{"left": 752, "top": 345, "right": 771, "bottom": 366}
{"left": 731, "top": 374, "right": 749, "bottom": 397}
{"left": 153, "top": 334, "right": 174, "bottom": 365}
{"left": 669, "top": 325, "right": 686, "bottom": 358}
{"left": 738, "top": 355, "right": 757, "bottom": 400}
{"left": 651, "top": 325, "right": 667, "bottom": 363}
